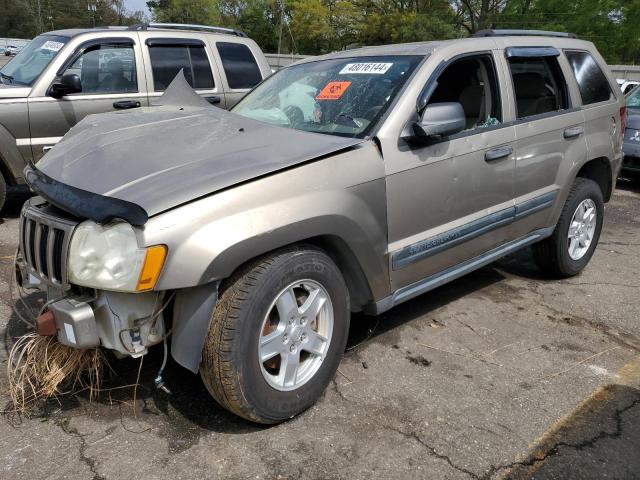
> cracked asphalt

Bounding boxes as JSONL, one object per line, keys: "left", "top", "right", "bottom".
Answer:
{"left": 0, "top": 179, "right": 639, "bottom": 480}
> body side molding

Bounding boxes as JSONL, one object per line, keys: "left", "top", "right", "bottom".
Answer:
{"left": 367, "top": 226, "right": 555, "bottom": 315}
{"left": 391, "top": 190, "right": 558, "bottom": 270}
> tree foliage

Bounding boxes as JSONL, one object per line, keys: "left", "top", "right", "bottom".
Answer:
{"left": 1, "top": 0, "right": 639, "bottom": 63}
{"left": 144, "top": 0, "right": 640, "bottom": 62}
{"left": 0, "top": 0, "right": 145, "bottom": 38}
{"left": 147, "top": 0, "right": 220, "bottom": 24}
{"left": 451, "top": 0, "right": 640, "bottom": 63}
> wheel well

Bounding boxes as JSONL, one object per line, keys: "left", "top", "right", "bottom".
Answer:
{"left": 223, "top": 235, "right": 375, "bottom": 313}
{"left": 306, "top": 236, "right": 374, "bottom": 312}
{"left": 0, "top": 154, "right": 16, "bottom": 186}
{"left": 576, "top": 157, "right": 612, "bottom": 202}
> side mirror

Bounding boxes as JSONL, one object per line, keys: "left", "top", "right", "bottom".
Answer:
{"left": 404, "top": 102, "right": 466, "bottom": 141}
{"left": 49, "top": 73, "right": 82, "bottom": 98}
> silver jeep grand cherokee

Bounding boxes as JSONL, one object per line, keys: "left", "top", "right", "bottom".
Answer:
{"left": 17, "top": 30, "right": 624, "bottom": 424}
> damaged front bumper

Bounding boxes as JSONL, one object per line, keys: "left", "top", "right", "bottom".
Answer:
{"left": 16, "top": 199, "right": 167, "bottom": 358}
{"left": 16, "top": 198, "right": 219, "bottom": 373}
{"left": 17, "top": 256, "right": 167, "bottom": 357}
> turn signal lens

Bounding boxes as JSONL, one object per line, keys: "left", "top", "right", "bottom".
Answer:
{"left": 136, "top": 245, "right": 167, "bottom": 291}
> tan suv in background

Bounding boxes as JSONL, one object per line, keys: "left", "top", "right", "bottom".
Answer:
{"left": 17, "top": 29, "right": 624, "bottom": 424}
{"left": 0, "top": 23, "right": 271, "bottom": 209}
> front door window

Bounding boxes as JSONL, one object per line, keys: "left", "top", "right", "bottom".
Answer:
{"left": 63, "top": 42, "right": 137, "bottom": 94}
{"left": 424, "top": 54, "right": 502, "bottom": 131}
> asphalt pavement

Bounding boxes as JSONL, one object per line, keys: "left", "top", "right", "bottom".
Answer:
{"left": 0, "top": 179, "right": 639, "bottom": 480}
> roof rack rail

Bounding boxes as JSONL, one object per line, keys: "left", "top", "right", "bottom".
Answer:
{"left": 128, "top": 22, "right": 247, "bottom": 37}
{"left": 98, "top": 26, "right": 129, "bottom": 30}
{"left": 472, "top": 29, "right": 577, "bottom": 39}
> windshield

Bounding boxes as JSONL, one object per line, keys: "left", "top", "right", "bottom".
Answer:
{"left": 0, "top": 35, "right": 68, "bottom": 86}
{"left": 233, "top": 55, "right": 423, "bottom": 138}
{"left": 627, "top": 86, "right": 640, "bottom": 110}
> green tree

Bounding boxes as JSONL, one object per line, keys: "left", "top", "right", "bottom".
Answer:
{"left": 236, "top": 0, "right": 283, "bottom": 53}
{"left": 147, "top": 0, "right": 220, "bottom": 24}
{"left": 289, "top": 0, "right": 332, "bottom": 53}
{"left": 3, "top": 0, "right": 639, "bottom": 64}
{"left": 326, "top": 0, "right": 362, "bottom": 50}
{"left": 0, "top": 0, "right": 37, "bottom": 38}
{"left": 493, "top": 0, "right": 640, "bottom": 64}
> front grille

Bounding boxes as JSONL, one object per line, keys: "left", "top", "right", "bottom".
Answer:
{"left": 19, "top": 202, "right": 77, "bottom": 286}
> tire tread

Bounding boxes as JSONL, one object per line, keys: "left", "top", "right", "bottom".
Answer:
{"left": 533, "top": 177, "right": 603, "bottom": 278}
{"left": 201, "top": 246, "right": 329, "bottom": 423}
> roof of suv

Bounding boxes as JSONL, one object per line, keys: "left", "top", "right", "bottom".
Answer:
{"left": 296, "top": 41, "right": 444, "bottom": 63}
{"left": 42, "top": 23, "right": 248, "bottom": 39}
{"left": 296, "top": 33, "right": 593, "bottom": 65}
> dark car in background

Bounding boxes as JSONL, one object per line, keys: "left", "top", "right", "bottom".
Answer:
{"left": 622, "top": 86, "right": 640, "bottom": 176}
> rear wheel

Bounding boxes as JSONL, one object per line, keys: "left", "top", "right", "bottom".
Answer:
{"left": 200, "top": 246, "right": 350, "bottom": 424}
{"left": 533, "top": 177, "right": 604, "bottom": 277}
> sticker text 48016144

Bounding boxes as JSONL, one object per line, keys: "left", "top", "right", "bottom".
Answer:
{"left": 339, "top": 63, "right": 393, "bottom": 75}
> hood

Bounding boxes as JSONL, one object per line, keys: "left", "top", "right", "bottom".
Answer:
{"left": 0, "top": 84, "right": 31, "bottom": 99}
{"left": 35, "top": 77, "right": 364, "bottom": 219}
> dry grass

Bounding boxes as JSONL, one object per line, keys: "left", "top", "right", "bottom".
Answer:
{"left": 7, "top": 333, "right": 104, "bottom": 412}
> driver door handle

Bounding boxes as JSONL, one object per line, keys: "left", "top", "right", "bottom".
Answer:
{"left": 205, "top": 96, "right": 221, "bottom": 105}
{"left": 564, "top": 126, "right": 584, "bottom": 139}
{"left": 485, "top": 145, "right": 513, "bottom": 162}
{"left": 113, "top": 100, "right": 141, "bottom": 110}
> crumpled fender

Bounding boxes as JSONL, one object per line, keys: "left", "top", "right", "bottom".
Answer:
{"left": 171, "top": 281, "right": 219, "bottom": 373}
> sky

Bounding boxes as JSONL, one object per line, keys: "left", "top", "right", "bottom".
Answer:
{"left": 125, "top": 0, "right": 151, "bottom": 16}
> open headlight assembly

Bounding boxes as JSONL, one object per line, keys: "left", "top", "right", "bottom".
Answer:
{"left": 68, "top": 221, "right": 166, "bottom": 292}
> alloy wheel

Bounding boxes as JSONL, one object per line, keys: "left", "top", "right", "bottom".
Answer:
{"left": 258, "top": 279, "right": 334, "bottom": 391}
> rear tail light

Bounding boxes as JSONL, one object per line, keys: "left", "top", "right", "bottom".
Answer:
{"left": 620, "top": 106, "right": 627, "bottom": 142}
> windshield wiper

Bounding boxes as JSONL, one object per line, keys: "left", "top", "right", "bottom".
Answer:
{"left": 0, "top": 72, "right": 14, "bottom": 84}
{"left": 335, "top": 114, "right": 362, "bottom": 128}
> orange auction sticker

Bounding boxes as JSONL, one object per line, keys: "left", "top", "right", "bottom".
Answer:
{"left": 316, "top": 81, "right": 352, "bottom": 100}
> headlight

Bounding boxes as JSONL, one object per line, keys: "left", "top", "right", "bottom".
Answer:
{"left": 68, "top": 221, "right": 166, "bottom": 292}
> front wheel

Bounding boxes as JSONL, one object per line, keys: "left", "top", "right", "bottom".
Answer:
{"left": 533, "top": 177, "right": 604, "bottom": 277}
{"left": 200, "top": 246, "right": 350, "bottom": 424}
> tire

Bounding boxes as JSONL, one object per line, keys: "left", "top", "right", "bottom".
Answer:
{"left": 533, "top": 177, "right": 604, "bottom": 278}
{"left": 200, "top": 245, "right": 350, "bottom": 424}
{"left": 0, "top": 171, "right": 6, "bottom": 213}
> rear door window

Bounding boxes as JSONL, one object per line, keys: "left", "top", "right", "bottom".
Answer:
{"left": 216, "top": 42, "right": 262, "bottom": 89}
{"left": 148, "top": 40, "right": 214, "bottom": 91}
{"left": 565, "top": 51, "right": 613, "bottom": 105}
{"left": 507, "top": 56, "right": 569, "bottom": 119}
